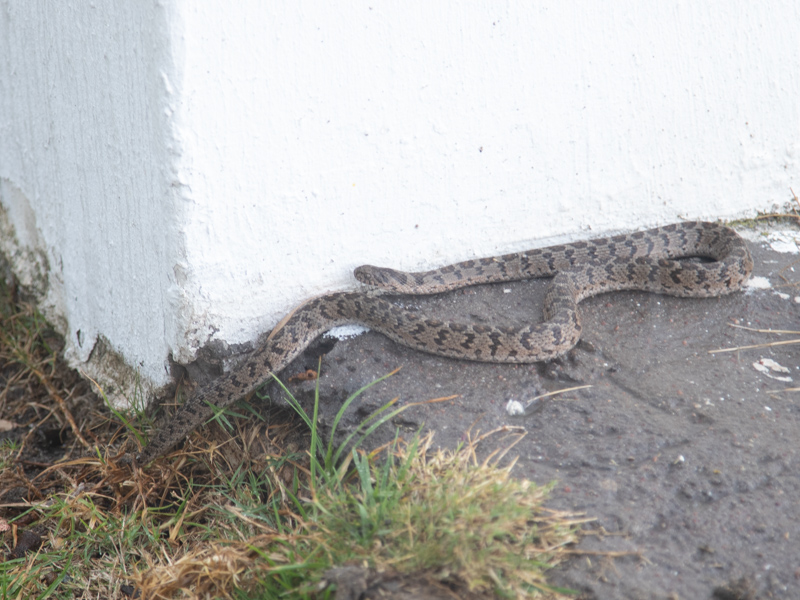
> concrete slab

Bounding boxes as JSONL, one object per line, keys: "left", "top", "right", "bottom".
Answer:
{"left": 265, "top": 227, "right": 799, "bottom": 599}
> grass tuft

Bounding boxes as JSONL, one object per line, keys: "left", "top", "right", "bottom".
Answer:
{"left": 310, "top": 429, "right": 584, "bottom": 598}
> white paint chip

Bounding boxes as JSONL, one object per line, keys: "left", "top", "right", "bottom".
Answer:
{"left": 325, "top": 325, "right": 370, "bottom": 340}
{"left": 753, "top": 358, "right": 793, "bottom": 382}
{"left": 506, "top": 399, "right": 525, "bottom": 416}
{"left": 767, "top": 235, "right": 800, "bottom": 254}
{"left": 737, "top": 229, "right": 800, "bottom": 254}
{"left": 745, "top": 276, "right": 771, "bottom": 290}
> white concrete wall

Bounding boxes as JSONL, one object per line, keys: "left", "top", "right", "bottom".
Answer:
{"left": 0, "top": 2, "right": 184, "bottom": 401}
{"left": 1, "top": 1, "right": 799, "bottom": 404}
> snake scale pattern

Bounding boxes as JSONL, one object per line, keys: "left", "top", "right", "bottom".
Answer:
{"left": 136, "top": 221, "right": 752, "bottom": 464}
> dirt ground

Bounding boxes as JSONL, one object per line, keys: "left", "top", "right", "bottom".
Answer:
{"left": 266, "top": 226, "right": 800, "bottom": 600}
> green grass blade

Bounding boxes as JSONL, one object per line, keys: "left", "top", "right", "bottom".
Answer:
{"left": 324, "top": 368, "right": 399, "bottom": 466}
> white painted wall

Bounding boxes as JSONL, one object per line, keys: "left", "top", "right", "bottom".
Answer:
{"left": 1, "top": 1, "right": 798, "bottom": 404}
{"left": 0, "top": 2, "right": 183, "bottom": 400}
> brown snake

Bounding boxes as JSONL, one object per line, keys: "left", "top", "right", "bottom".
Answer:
{"left": 136, "top": 221, "right": 752, "bottom": 464}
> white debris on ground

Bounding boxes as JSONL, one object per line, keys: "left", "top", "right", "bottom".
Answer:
{"left": 325, "top": 325, "right": 370, "bottom": 340}
{"left": 745, "top": 276, "right": 772, "bottom": 290}
{"left": 737, "top": 226, "right": 800, "bottom": 254}
{"left": 737, "top": 227, "right": 800, "bottom": 300}
{"left": 744, "top": 276, "right": 800, "bottom": 304}
{"left": 505, "top": 399, "right": 525, "bottom": 416}
{"left": 753, "top": 358, "right": 793, "bottom": 382}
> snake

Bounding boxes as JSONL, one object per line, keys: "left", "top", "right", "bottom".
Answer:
{"left": 135, "top": 221, "right": 752, "bottom": 464}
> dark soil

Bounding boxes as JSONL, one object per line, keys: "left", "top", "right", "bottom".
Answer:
{"left": 267, "top": 233, "right": 800, "bottom": 599}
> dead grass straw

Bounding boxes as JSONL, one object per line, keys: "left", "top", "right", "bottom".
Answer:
{"left": 709, "top": 323, "right": 800, "bottom": 354}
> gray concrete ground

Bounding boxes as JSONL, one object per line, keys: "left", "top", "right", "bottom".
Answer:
{"left": 268, "top": 226, "right": 799, "bottom": 600}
